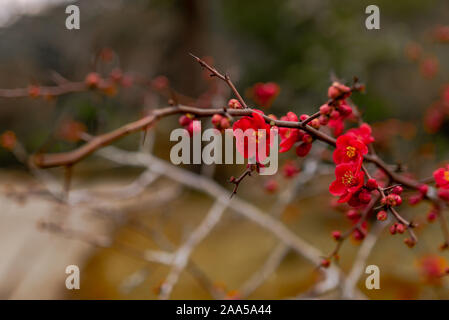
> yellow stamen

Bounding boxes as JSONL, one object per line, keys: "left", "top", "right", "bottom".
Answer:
{"left": 346, "top": 146, "right": 356, "bottom": 158}
{"left": 444, "top": 171, "right": 449, "bottom": 182}
{"left": 341, "top": 171, "right": 355, "bottom": 186}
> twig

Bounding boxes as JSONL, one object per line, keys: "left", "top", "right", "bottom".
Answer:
{"left": 189, "top": 53, "right": 248, "bottom": 109}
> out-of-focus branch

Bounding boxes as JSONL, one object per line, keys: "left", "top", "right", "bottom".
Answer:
{"left": 341, "top": 221, "right": 387, "bottom": 299}
{"left": 95, "top": 146, "right": 342, "bottom": 292}
{"left": 238, "top": 156, "right": 321, "bottom": 298}
{"left": 158, "top": 199, "right": 228, "bottom": 300}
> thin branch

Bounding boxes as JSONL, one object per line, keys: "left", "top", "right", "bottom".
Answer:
{"left": 189, "top": 53, "right": 248, "bottom": 109}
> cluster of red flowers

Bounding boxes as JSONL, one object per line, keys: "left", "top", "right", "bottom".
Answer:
{"left": 407, "top": 165, "right": 449, "bottom": 229}
{"left": 319, "top": 82, "right": 356, "bottom": 137}
{"left": 434, "top": 165, "right": 449, "bottom": 202}
{"left": 278, "top": 111, "right": 314, "bottom": 157}
{"left": 321, "top": 82, "right": 377, "bottom": 208}
{"left": 178, "top": 113, "right": 198, "bottom": 136}
{"left": 329, "top": 131, "right": 374, "bottom": 207}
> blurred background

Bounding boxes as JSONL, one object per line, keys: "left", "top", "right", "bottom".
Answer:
{"left": 0, "top": 0, "right": 449, "bottom": 299}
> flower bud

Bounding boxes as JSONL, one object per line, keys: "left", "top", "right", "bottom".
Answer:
{"left": 352, "top": 229, "right": 365, "bottom": 241}
{"left": 319, "top": 104, "right": 331, "bottom": 115}
{"left": 346, "top": 209, "right": 360, "bottom": 220}
{"left": 282, "top": 161, "right": 300, "bottom": 178}
{"left": 179, "top": 115, "right": 193, "bottom": 127}
{"left": 389, "top": 224, "right": 397, "bottom": 235}
{"left": 211, "top": 114, "right": 223, "bottom": 126}
{"left": 220, "top": 117, "right": 231, "bottom": 129}
{"left": 320, "top": 259, "right": 331, "bottom": 268}
{"left": 438, "top": 189, "right": 449, "bottom": 201}
{"left": 358, "top": 189, "right": 372, "bottom": 204}
{"left": 299, "top": 114, "right": 309, "bottom": 121}
{"left": 396, "top": 223, "right": 406, "bottom": 234}
{"left": 377, "top": 210, "right": 388, "bottom": 221}
{"left": 85, "top": 72, "right": 101, "bottom": 88}
{"left": 365, "top": 179, "right": 378, "bottom": 190}
{"left": 419, "top": 184, "right": 429, "bottom": 196}
{"left": 319, "top": 115, "right": 329, "bottom": 125}
{"left": 385, "top": 194, "right": 402, "bottom": 206}
{"left": 330, "top": 110, "right": 340, "bottom": 120}
{"left": 328, "top": 82, "right": 351, "bottom": 99}
{"left": 392, "top": 186, "right": 403, "bottom": 195}
{"left": 296, "top": 142, "right": 312, "bottom": 157}
{"left": 404, "top": 238, "right": 416, "bottom": 248}
{"left": 338, "top": 104, "right": 352, "bottom": 117}
{"left": 427, "top": 210, "right": 437, "bottom": 222}
{"left": 228, "top": 99, "right": 242, "bottom": 109}
{"left": 409, "top": 194, "right": 423, "bottom": 205}
{"left": 310, "top": 118, "right": 321, "bottom": 129}
{"left": 264, "top": 179, "right": 278, "bottom": 193}
{"left": 331, "top": 230, "right": 342, "bottom": 241}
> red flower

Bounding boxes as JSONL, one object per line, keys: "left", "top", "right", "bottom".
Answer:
{"left": 433, "top": 165, "right": 449, "bottom": 189}
{"left": 329, "top": 163, "right": 365, "bottom": 203}
{"left": 233, "top": 110, "right": 272, "bottom": 162}
{"left": 346, "top": 123, "right": 375, "bottom": 145}
{"left": 251, "top": 82, "right": 280, "bottom": 107}
{"left": 332, "top": 134, "right": 368, "bottom": 170}
{"left": 279, "top": 112, "right": 301, "bottom": 152}
{"left": 328, "top": 118, "right": 344, "bottom": 137}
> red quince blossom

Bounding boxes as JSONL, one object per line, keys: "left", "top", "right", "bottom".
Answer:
{"left": 233, "top": 110, "right": 272, "bottom": 162}
{"left": 332, "top": 134, "right": 368, "bottom": 170}
{"left": 328, "top": 118, "right": 345, "bottom": 137}
{"left": 433, "top": 165, "right": 449, "bottom": 189}
{"left": 346, "top": 123, "right": 375, "bottom": 145}
{"left": 251, "top": 82, "right": 280, "bottom": 107}
{"left": 322, "top": 100, "right": 355, "bottom": 137}
{"left": 279, "top": 112, "right": 302, "bottom": 153}
{"left": 329, "top": 163, "right": 365, "bottom": 203}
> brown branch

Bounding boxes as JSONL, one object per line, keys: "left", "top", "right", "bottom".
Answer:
{"left": 0, "top": 82, "right": 86, "bottom": 98}
{"left": 29, "top": 104, "right": 335, "bottom": 168}
{"left": 189, "top": 53, "right": 249, "bottom": 109}
{"left": 229, "top": 165, "right": 254, "bottom": 198}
